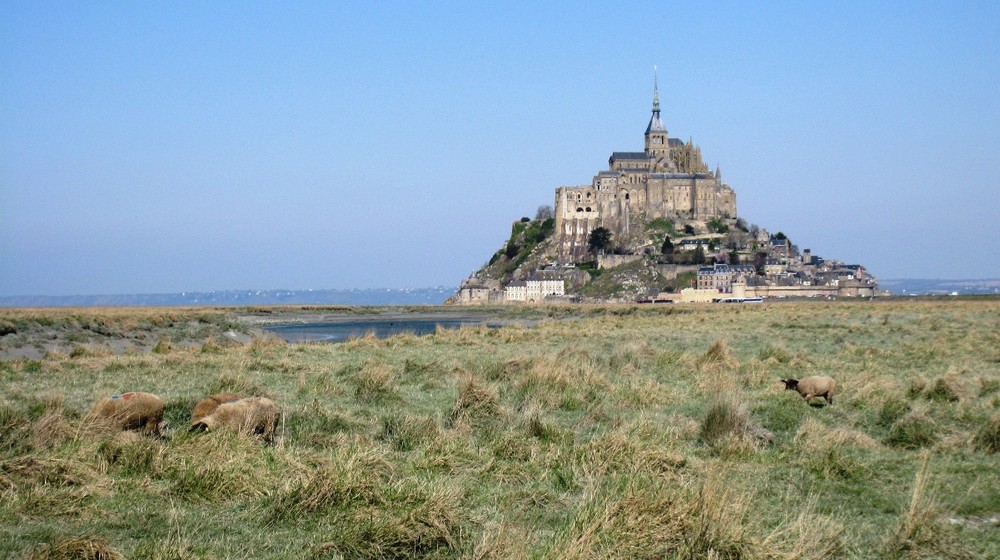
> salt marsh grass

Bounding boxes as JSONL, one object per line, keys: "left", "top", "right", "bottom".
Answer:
{"left": 1, "top": 299, "right": 998, "bottom": 558}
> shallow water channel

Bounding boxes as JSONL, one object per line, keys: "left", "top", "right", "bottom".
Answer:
{"left": 263, "top": 316, "right": 500, "bottom": 343}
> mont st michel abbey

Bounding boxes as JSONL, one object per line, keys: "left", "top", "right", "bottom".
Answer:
{"left": 554, "top": 78, "right": 736, "bottom": 262}
{"left": 451, "top": 77, "right": 878, "bottom": 304}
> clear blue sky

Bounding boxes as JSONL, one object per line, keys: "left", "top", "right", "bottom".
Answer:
{"left": 2, "top": 1, "right": 998, "bottom": 296}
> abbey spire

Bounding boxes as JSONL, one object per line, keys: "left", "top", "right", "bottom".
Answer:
{"left": 646, "top": 68, "right": 667, "bottom": 135}
{"left": 645, "top": 66, "right": 669, "bottom": 164}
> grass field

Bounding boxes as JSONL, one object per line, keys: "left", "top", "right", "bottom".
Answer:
{"left": 1, "top": 299, "right": 998, "bottom": 559}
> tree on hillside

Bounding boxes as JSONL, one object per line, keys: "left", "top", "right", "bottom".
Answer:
{"left": 661, "top": 237, "right": 674, "bottom": 256}
{"left": 588, "top": 227, "right": 613, "bottom": 255}
{"left": 692, "top": 245, "right": 706, "bottom": 265}
{"left": 535, "top": 205, "right": 554, "bottom": 221}
{"left": 753, "top": 251, "right": 768, "bottom": 274}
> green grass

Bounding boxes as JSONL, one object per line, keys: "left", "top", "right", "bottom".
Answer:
{"left": 1, "top": 299, "right": 998, "bottom": 558}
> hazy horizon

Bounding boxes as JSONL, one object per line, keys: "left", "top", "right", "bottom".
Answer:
{"left": 3, "top": 3, "right": 998, "bottom": 297}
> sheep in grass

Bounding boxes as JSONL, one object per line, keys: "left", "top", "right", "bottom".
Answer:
{"left": 190, "top": 397, "right": 280, "bottom": 442}
{"left": 85, "top": 392, "right": 165, "bottom": 436}
{"left": 781, "top": 376, "right": 836, "bottom": 405}
{"left": 190, "top": 392, "right": 242, "bottom": 424}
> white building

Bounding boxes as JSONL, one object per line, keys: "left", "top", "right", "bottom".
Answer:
{"left": 504, "top": 279, "right": 565, "bottom": 303}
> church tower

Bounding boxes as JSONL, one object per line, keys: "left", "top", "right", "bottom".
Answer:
{"left": 644, "top": 70, "right": 670, "bottom": 170}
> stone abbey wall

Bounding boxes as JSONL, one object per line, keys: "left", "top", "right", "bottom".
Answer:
{"left": 553, "top": 85, "right": 737, "bottom": 262}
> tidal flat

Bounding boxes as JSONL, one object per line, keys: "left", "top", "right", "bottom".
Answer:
{"left": 1, "top": 299, "right": 998, "bottom": 559}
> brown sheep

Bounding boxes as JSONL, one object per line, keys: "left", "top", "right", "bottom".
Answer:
{"left": 190, "top": 397, "right": 280, "bottom": 442}
{"left": 781, "top": 376, "right": 836, "bottom": 405}
{"left": 190, "top": 392, "right": 242, "bottom": 424}
{"left": 85, "top": 392, "right": 165, "bottom": 436}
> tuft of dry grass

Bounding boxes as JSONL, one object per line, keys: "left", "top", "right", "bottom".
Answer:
{"left": 448, "top": 377, "right": 502, "bottom": 426}
{"left": 883, "top": 451, "right": 975, "bottom": 559}
{"left": 698, "top": 339, "right": 740, "bottom": 370}
{"left": 26, "top": 536, "right": 123, "bottom": 560}
{"left": 351, "top": 360, "right": 398, "bottom": 404}
{"left": 973, "top": 412, "right": 1000, "bottom": 454}
{"left": 761, "top": 496, "right": 846, "bottom": 559}
{"left": 699, "top": 394, "right": 773, "bottom": 452}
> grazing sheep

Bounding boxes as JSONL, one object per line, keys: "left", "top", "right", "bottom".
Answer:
{"left": 85, "top": 392, "right": 165, "bottom": 436}
{"left": 781, "top": 376, "right": 836, "bottom": 405}
{"left": 190, "top": 392, "right": 242, "bottom": 424}
{"left": 190, "top": 397, "right": 280, "bottom": 442}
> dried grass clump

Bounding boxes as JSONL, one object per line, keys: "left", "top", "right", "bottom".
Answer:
{"left": 469, "top": 520, "right": 535, "bottom": 559}
{"left": 152, "top": 339, "right": 173, "bottom": 354}
{"left": 877, "top": 397, "right": 913, "bottom": 429}
{"left": 698, "top": 339, "right": 739, "bottom": 370}
{"left": 379, "top": 412, "right": 440, "bottom": 452}
{"left": 577, "top": 428, "right": 687, "bottom": 479}
{"left": 448, "top": 377, "right": 502, "bottom": 426}
{"left": 246, "top": 333, "right": 286, "bottom": 353}
{"left": 884, "top": 452, "right": 975, "bottom": 559}
{"left": 309, "top": 479, "right": 463, "bottom": 558}
{"left": 352, "top": 361, "right": 398, "bottom": 404}
{"left": 761, "top": 496, "right": 846, "bottom": 559}
{"left": 267, "top": 446, "right": 394, "bottom": 521}
{"left": 608, "top": 340, "right": 654, "bottom": 371}
{"left": 886, "top": 410, "right": 940, "bottom": 449}
{"left": 515, "top": 356, "right": 611, "bottom": 412}
{"left": 27, "top": 536, "right": 123, "bottom": 560}
{"left": 758, "top": 343, "right": 793, "bottom": 364}
{"left": 31, "top": 411, "right": 73, "bottom": 450}
{"left": 165, "top": 431, "right": 276, "bottom": 501}
{"left": 795, "top": 417, "right": 880, "bottom": 451}
{"left": 544, "top": 473, "right": 757, "bottom": 559}
{"left": 922, "top": 375, "right": 965, "bottom": 402}
{"left": 699, "top": 395, "right": 773, "bottom": 451}
{"left": 207, "top": 373, "right": 271, "bottom": 400}
{"left": 793, "top": 418, "right": 878, "bottom": 481}
{"left": 973, "top": 413, "right": 1000, "bottom": 454}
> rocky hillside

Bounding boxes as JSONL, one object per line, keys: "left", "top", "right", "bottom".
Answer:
{"left": 455, "top": 213, "right": 731, "bottom": 302}
{"left": 453, "top": 211, "right": 876, "bottom": 303}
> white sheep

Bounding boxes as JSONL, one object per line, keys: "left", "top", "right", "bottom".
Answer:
{"left": 781, "top": 376, "right": 836, "bottom": 405}
{"left": 190, "top": 396, "right": 280, "bottom": 442}
{"left": 85, "top": 392, "right": 165, "bottom": 436}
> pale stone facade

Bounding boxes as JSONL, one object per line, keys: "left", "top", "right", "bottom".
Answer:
{"left": 696, "top": 264, "right": 756, "bottom": 293}
{"left": 554, "top": 80, "right": 737, "bottom": 262}
{"left": 504, "top": 279, "right": 566, "bottom": 303}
